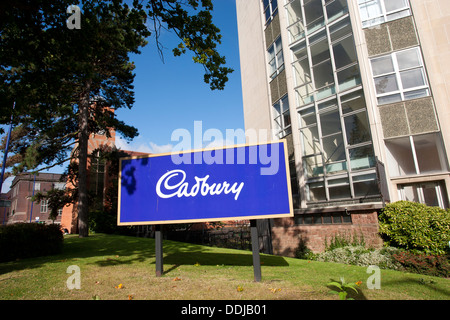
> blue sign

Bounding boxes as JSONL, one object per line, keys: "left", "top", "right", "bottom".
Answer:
{"left": 118, "top": 141, "right": 293, "bottom": 225}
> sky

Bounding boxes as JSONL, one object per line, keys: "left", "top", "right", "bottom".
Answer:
{"left": 1, "top": 0, "right": 245, "bottom": 193}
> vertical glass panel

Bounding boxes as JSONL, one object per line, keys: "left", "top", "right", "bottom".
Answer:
{"left": 371, "top": 56, "right": 394, "bottom": 76}
{"left": 337, "top": 65, "right": 361, "bottom": 91}
{"left": 306, "top": 181, "right": 327, "bottom": 202}
{"left": 304, "top": 0, "right": 325, "bottom": 32}
{"left": 353, "top": 173, "right": 379, "bottom": 197}
{"left": 341, "top": 90, "right": 366, "bottom": 114}
{"left": 293, "top": 57, "right": 311, "bottom": 87}
{"left": 329, "top": 17, "right": 352, "bottom": 42}
{"left": 385, "top": 137, "right": 416, "bottom": 176}
{"left": 413, "top": 133, "right": 446, "bottom": 173}
{"left": 287, "top": 0, "right": 303, "bottom": 25}
{"left": 344, "top": 111, "right": 371, "bottom": 145}
{"left": 333, "top": 36, "right": 357, "bottom": 69}
{"left": 299, "top": 106, "right": 317, "bottom": 127}
{"left": 331, "top": 212, "right": 342, "bottom": 223}
{"left": 301, "top": 126, "right": 320, "bottom": 156}
{"left": 401, "top": 184, "right": 420, "bottom": 202}
{"left": 422, "top": 183, "right": 440, "bottom": 207}
{"left": 313, "top": 213, "right": 322, "bottom": 224}
{"left": 273, "top": 101, "right": 281, "bottom": 117}
{"left": 310, "top": 36, "right": 330, "bottom": 65}
{"left": 374, "top": 74, "right": 399, "bottom": 94}
{"left": 313, "top": 61, "right": 334, "bottom": 89}
{"left": 323, "top": 134, "right": 346, "bottom": 162}
{"left": 325, "top": 161, "right": 347, "bottom": 175}
{"left": 349, "top": 145, "right": 376, "bottom": 170}
{"left": 326, "top": 0, "right": 348, "bottom": 22}
{"left": 320, "top": 109, "right": 341, "bottom": 136}
{"left": 304, "top": 155, "right": 324, "bottom": 178}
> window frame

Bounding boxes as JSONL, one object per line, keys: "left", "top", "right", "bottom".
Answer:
{"left": 268, "top": 36, "right": 285, "bottom": 80}
{"left": 40, "top": 199, "right": 48, "bottom": 213}
{"left": 370, "top": 47, "right": 430, "bottom": 105}
{"left": 272, "top": 94, "right": 292, "bottom": 139}
{"left": 358, "top": 0, "right": 412, "bottom": 28}
{"left": 263, "top": 0, "right": 279, "bottom": 24}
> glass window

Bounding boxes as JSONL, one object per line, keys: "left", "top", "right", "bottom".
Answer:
{"left": 268, "top": 37, "right": 284, "bottom": 80}
{"left": 358, "top": 0, "right": 411, "bottom": 28}
{"left": 273, "top": 95, "right": 291, "bottom": 139}
{"left": 328, "top": 177, "right": 351, "bottom": 199}
{"left": 344, "top": 111, "right": 371, "bottom": 145}
{"left": 306, "top": 181, "right": 327, "bottom": 202}
{"left": 353, "top": 173, "right": 379, "bottom": 197}
{"left": 40, "top": 200, "right": 48, "bottom": 213}
{"left": 322, "top": 134, "right": 346, "bottom": 162}
{"left": 349, "top": 145, "right": 376, "bottom": 171}
{"left": 320, "top": 109, "right": 341, "bottom": 136}
{"left": 385, "top": 137, "right": 416, "bottom": 176}
{"left": 371, "top": 55, "right": 395, "bottom": 76}
{"left": 301, "top": 126, "right": 320, "bottom": 156}
{"left": 333, "top": 36, "right": 357, "bottom": 70}
{"left": 341, "top": 90, "right": 366, "bottom": 114}
{"left": 304, "top": 0, "right": 325, "bottom": 32}
{"left": 263, "top": 0, "right": 278, "bottom": 23}
{"left": 398, "top": 181, "right": 448, "bottom": 209}
{"left": 326, "top": 0, "right": 348, "bottom": 22}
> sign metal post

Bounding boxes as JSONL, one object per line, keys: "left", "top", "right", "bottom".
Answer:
{"left": 155, "top": 225, "right": 163, "bottom": 277}
{"left": 250, "top": 220, "right": 262, "bottom": 282}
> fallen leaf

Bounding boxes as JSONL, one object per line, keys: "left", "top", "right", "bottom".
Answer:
{"left": 237, "top": 285, "right": 244, "bottom": 292}
{"left": 173, "top": 277, "right": 181, "bottom": 281}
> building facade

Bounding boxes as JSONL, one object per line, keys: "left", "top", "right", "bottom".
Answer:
{"left": 5, "top": 173, "right": 64, "bottom": 224}
{"left": 236, "top": 0, "right": 450, "bottom": 255}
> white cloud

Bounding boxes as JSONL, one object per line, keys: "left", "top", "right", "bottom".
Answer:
{"left": 115, "top": 137, "right": 173, "bottom": 154}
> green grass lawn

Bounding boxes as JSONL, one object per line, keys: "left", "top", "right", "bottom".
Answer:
{"left": 0, "top": 233, "right": 448, "bottom": 300}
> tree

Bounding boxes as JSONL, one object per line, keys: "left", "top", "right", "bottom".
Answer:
{"left": 0, "top": 0, "right": 233, "bottom": 237}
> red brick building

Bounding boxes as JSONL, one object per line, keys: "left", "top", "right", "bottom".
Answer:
{"left": 5, "top": 173, "right": 65, "bottom": 224}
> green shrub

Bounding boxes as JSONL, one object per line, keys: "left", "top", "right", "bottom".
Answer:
{"left": 0, "top": 223, "right": 64, "bottom": 262}
{"left": 379, "top": 201, "right": 450, "bottom": 256}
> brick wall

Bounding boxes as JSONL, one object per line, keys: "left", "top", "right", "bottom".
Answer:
{"left": 271, "top": 210, "right": 382, "bottom": 256}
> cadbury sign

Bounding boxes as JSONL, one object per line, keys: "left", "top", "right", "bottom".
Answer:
{"left": 117, "top": 141, "right": 293, "bottom": 225}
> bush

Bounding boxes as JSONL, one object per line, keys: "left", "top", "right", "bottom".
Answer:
{"left": 0, "top": 223, "right": 64, "bottom": 262}
{"left": 393, "top": 251, "right": 450, "bottom": 278}
{"left": 314, "top": 246, "right": 403, "bottom": 270}
{"left": 379, "top": 201, "right": 450, "bottom": 256}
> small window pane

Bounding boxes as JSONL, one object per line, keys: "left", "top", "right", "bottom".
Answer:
{"left": 349, "top": 145, "right": 376, "bottom": 170}
{"left": 403, "top": 89, "right": 428, "bottom": 100}
{"left": 344, "top": 112, "right": 371, "bottom": 145}
{"left": 306, "top": 181, "right": 326, "bottom": 202}
{"left": 374, "top": 74, "right": 399, "bottom": 94}
{"left": 333, "top": 36, "right": 357, "bottom": 69}
{"left": 328, "top": 179, "right": 351, "bottom": 199}
{"left": 323, "top": 213, "right": 332, "bottom": 224}
{"left": 301, "top": 126, "right": 320, "bottom": 156}
{"left": 299, "top": 107, "right": 317, "bottom": 127}
{"left": 304, "top": 155, "right": 324, "bottom": 177}
{"left": 323, "top": 134, "right": 346, "bottom": 162}
{"left": 341, "top": 90, "right": 366, "bottom": 114}
{"left": 329, "top": 17, "right": 352, "bottom": 42}
{"left": 377, "top": 94, "right": 402, "bottom": 105}
{"left": 320, "top": 109, "right": 341, "bottom": 136}
{"left": 396, "top": 48, "right": 421, "bottom": 70}
{"left": 353, "top": 173, "right": 379, "bottom": 197}
{"left": 326, "top": 0, "right": 348, "bottom": 22}
{"left": 371, "top": 56, "right": 394, "bottom": 76}
{"left": 383, "top": 0, "right": 408, "bottom": 12}
{"left": 400, "top": 69, "right": 425, "bottom": 89}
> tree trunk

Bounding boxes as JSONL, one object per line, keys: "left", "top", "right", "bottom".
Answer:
{"left": 77, "top": 84, "right": 91, "bottom": 238}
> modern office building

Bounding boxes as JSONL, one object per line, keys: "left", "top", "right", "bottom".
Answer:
{"left": 236, "top": 0, "right": 450, "bottom": 255}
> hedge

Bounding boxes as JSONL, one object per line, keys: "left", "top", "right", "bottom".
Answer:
{"left": 379, "top": 201, "right": 450, "bottom": 256}
{"left": 0, "top": 223, "right": 64, "bottom": 262}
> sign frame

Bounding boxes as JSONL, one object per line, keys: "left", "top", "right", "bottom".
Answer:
{"left": 117, "top": 140, "right": 294, "bottom": 226}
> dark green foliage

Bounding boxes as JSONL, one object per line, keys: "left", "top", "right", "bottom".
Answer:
{"left": 0, "top": 223, "right": 64, "bottom": 262}
{"left": 379, "top": 201, "right": 450, "bottom": 255}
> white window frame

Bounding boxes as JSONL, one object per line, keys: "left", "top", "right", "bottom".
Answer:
{"left": 358, "top": 0, "right": 411, "bottom": 28}
{"left": 398, "top": 182, "right": 447, "bottom": 209}
{"left": 268, "top": 37, "right": 285, "bottom": 80}
{"left": 40, "top": 199, "right": 48, "bottom": 213}
{"left": 370, "top": 47, "right": 429, "bottom": 105}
